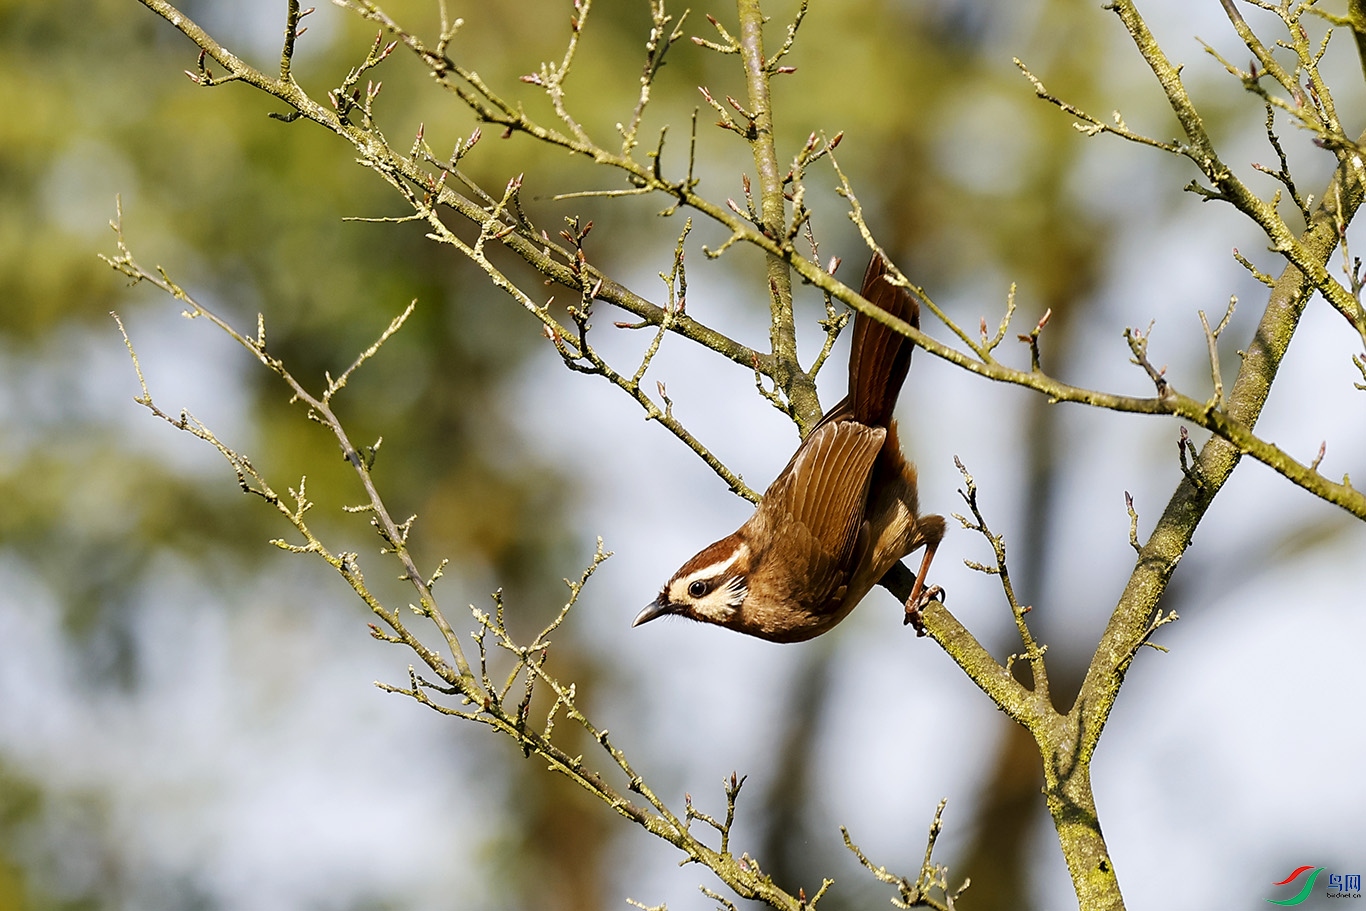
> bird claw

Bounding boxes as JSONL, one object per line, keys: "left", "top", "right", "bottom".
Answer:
{"left": 902, "top": 585, "right": 945, "bottom": 637}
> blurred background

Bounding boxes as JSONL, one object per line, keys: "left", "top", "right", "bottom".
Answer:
{"left": 1, "top": 0, "right": 1363, "bottom": 908}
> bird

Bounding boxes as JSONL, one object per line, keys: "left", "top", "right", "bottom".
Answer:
{"left": 634, "top": 252, "right": 945, "bottom": 642}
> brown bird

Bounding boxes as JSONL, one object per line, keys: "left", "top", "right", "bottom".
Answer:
{"left": 634, "top": 253, "right": 945, "bottom": 642}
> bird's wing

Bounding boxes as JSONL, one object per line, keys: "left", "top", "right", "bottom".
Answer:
{"left": 756, "top": 418, "right": 884, "bottom": 572}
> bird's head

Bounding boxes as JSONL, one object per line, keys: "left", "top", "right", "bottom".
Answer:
{"left": 634, "top": 534, "right": 751, "bottom": 628}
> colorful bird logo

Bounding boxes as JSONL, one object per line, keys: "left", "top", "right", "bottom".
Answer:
{"left": 1266, "top": 866, "right": 1324, "bottom": 906}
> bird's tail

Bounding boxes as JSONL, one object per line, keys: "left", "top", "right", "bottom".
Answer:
{"left": 847, "top": 253, "right": 920, "bottom": 428}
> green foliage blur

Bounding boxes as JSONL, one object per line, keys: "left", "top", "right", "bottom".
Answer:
{"left": 0, "top": 1, "right": 582, "bottom": 906}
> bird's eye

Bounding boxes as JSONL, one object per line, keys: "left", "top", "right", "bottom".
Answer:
{"left": 688, "top": 580, "right": 708, "bottom": 598}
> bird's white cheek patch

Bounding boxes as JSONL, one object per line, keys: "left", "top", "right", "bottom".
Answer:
{"left": 692, "top": 596, "right": 739, "bottom": 623}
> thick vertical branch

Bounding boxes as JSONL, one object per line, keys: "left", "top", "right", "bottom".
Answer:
{"left": 1078, "top": 142, "right": 1366, "bottom": 745}
{"left": 735, "top": 0, "right": 821, "bottom": 431}
{"left": 1048, "top": 134, "right": 1366, "bottom": 911}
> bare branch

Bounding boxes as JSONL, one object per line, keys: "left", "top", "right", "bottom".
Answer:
{"left": 952, "top": 457, "right": 1050, "bottom": 704}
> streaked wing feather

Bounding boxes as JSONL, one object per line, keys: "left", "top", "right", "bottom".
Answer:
{"left": 762, "top": 517, "right": 848, "bottom": 611}
{"left": 759, "top": 419, "right": 884, "bottom": 564}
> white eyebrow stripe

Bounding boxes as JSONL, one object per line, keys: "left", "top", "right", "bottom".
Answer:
{"left": 680, "top": 543, "right": 747, "bottom": 586}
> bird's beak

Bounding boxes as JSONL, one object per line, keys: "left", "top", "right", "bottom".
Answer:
{"left": 632, "top": 595, "right": 672, "bottom": 628}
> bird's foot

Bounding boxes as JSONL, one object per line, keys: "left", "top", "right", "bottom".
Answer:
{"left": 902, "top": 585, "right": 944, "bottom": 637}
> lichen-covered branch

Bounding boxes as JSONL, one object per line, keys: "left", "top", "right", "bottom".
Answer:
{"left": 1104, "top": 0, "right": 1366, "bottom": 348}
{"left": 734, "top": 0, "right": 820, "bottom": 431}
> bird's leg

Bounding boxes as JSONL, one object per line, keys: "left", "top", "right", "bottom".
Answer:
{"left": 901, "top": 538, "right": 945, "bottom": 639}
